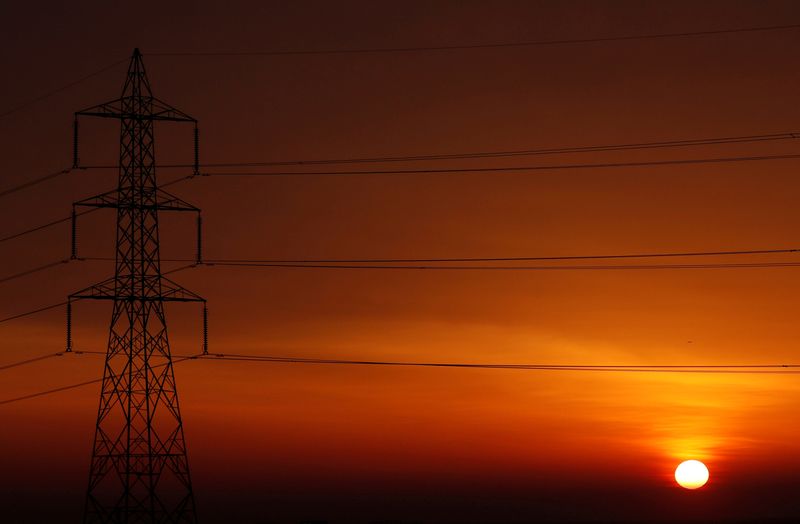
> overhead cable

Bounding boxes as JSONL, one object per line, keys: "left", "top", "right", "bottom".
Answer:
{"left": 0, "top": 58, "right": 127, "bottom": 121}
{"left": 149, "top": 23, "right": 800, "bottom": 57}
{"left": 77, "top": 132, "right": 800, "bottom": 169}
{"left": 200, "top": 152, "right": 800, "bottom": 177}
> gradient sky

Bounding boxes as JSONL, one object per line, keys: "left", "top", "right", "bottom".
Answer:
{"left": 3, "top": 1, "right": 800, "bottom": 522}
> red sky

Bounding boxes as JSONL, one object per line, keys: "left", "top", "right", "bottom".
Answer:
{"left": 2, "top": 1, "right": 800, "bottom": 522}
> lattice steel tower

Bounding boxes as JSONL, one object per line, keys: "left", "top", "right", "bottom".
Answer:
{"left": 67, "top": 48, "right": 206, "bottom": 523}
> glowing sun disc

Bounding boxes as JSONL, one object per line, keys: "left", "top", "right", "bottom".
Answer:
{"left": 674, "top": 460, "right": 709, "bottom": 489}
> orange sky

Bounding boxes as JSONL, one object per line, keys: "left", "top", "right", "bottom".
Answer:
{"left": 3, "top": 1, "right": 800, "bottom": 522}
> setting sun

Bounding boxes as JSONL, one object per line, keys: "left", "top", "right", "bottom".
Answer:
{"left": 675, "top": 460, "right": 710, "bottom": 490}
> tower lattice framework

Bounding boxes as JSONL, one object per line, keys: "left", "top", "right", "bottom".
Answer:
{"left": 67, "top": 48, "right": 206, "bottom": 524}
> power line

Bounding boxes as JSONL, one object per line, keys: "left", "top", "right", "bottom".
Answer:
{"left": 148, "top": 23, "right": 800, "bottom": 57}
{"left": 0, "top": 301, "right": 68, "bottom": 325}
{"left": 3, "top": 350, "right": 797, "bottom": 407}
{"left": 75, "top": 247, "right": 800, "bottom": 272}
{"left": 0, "top": 168, "right": 73, "bottom": 200}
{"left": 0, "top": 209, "right": 97, "bottom": 245}
{"left": 80, "top": 248, "right": 800, "bottom": 264}
{"left": 3, "top": 248, "right": 799, "bottom": 296}
{"left": 60, "top": 349, "right": 800, "bottom": 370}
{"left": 196, "top": 353, "right": 800, "bottom": 374}
{"left": 79, "top": 250, "right": 800, "bottom": 270}
{"left": 9, "top": 134, "right": 798, "bottom": 204}
{"left": 0, "top": 377, "right": 103, "bottom": 406}
{"left": 0, "top": 352, "right": 64, "bottom": 371}
{"left": 200, "top": 152, "right": 800, "bottom": 177}
{"left": 78, "top": 132, "right": 800, "bottom": 169}
{"left": 158, "top": 174, "right": 195, "bottom": 189}
{"left": 197, "top": 261, "right": 800, "bottom": 271}
{"left": 0, "top": 58, "right": 127, "bottom": 121}
{"left": 2, "top": 244, "right": 793, "bottom": 288}
{"left": 0, "top": 245, "right": 791, "bottom": 290}
{"left": 0, "top": 259, "right": 70, "bottom": 285}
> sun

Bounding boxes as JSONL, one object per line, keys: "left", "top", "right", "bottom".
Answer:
{"left": 674, "top": 460, "right": 709, "bottom": 489}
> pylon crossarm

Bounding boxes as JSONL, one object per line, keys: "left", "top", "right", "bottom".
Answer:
{"left": 70, "top": 276, "right": 205, "bottom": 302}
{"left": 74, "top": 101, "right": 125, "bottom": 119}
{"left": 71, "top": 295, "right": 202, "bottom": 302}
{"left": 160, "top": 276, "right": 205, "bottom": 302}
{"left": 69, "top": 277, "right": 116, "bottom": 300}
{"left": 74, "top": 188, "right": 200, "bottom": 212}
{"left": 76, "top": 96, "right": 196, "bottom": 123}
{"left": 154, "top": 188, "right": 200, "bottom": 212}
{"left": 73, "top": 188, "right": 119, "bottom": 209}
{"left": 151, "top": 96, "right": 196, "bottom": 122}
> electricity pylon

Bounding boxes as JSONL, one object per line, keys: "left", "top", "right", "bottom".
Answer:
{"left": 67, "top": 48, "right": 206, "bottom": 523}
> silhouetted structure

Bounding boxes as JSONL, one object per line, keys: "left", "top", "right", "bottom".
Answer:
{"left": 67, "top": 48, "right": 206, "bottom": 523}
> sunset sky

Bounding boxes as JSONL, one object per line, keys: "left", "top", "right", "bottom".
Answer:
{"left": 3, "top": 1, "right": 800, "bottom": 522}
